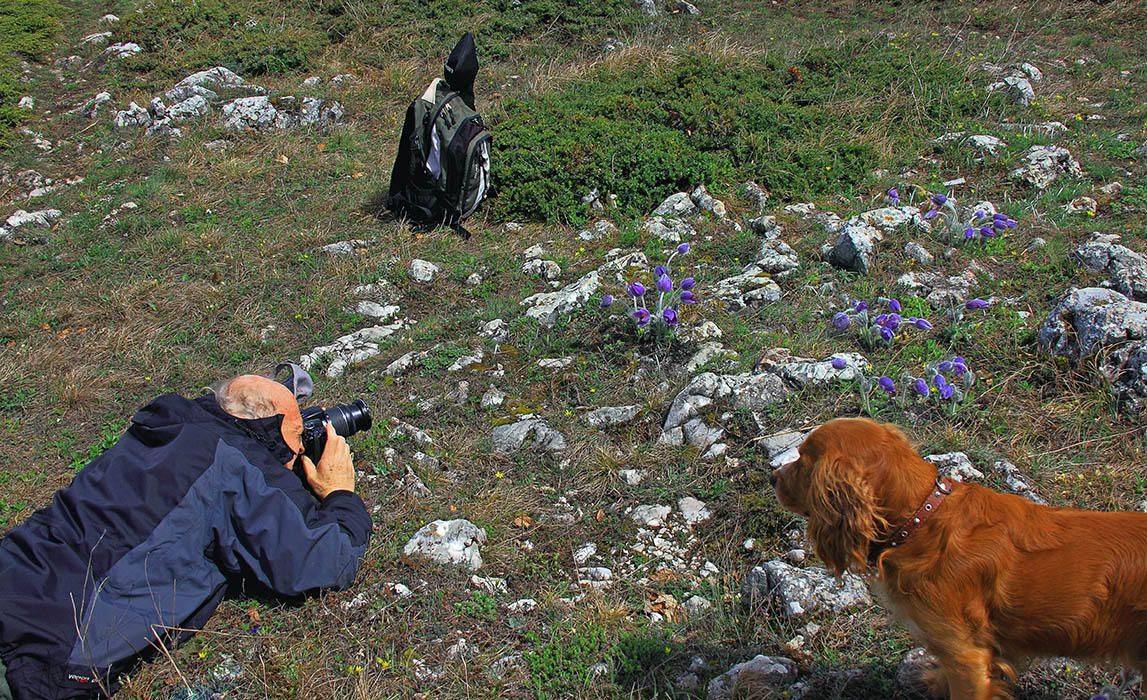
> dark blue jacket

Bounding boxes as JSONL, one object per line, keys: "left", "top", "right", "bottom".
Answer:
{"left": 0, "top": 394, "right": 372, "bottom": 699}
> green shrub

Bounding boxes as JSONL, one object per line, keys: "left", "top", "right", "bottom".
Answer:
{"left": 310, "top": 0, "right": 644, "bottom": 60}
{"left": 491, "top": 43, "right": 1002, "bottom": 223}
{"left": 524, "top": 625, "right": 608, "bottom": 699}
{"left": 614, "top": 632, "right": 678, "bottom": 693}
{"left": 0, "top": 0, "right": 61, "bottom": 148}
{"left": 114, "top": 0, "right": 330, "bottom": 78}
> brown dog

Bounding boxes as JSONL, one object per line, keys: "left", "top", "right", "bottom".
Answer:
{"left": 770, "top": 417, "right": 1147, "bottom": 700}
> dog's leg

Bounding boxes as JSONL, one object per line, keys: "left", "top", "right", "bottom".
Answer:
{"left": 931, "top": 646, "right": 1000, "bottom": 700}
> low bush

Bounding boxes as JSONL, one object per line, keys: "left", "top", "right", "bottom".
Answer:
{"left": 0, "top": 0, "right": 61, "bottom": 148}
{"left": 491, "top": 42, "right": 1006, "bottom": 223}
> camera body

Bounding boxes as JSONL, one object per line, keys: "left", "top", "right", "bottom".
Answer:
{"left": 299, "top": 399, "right": 373, "bottom": 464}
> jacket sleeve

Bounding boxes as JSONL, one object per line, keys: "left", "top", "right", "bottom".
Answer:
{"left": 212, "top": 443, "right": 372, "bottom": 596}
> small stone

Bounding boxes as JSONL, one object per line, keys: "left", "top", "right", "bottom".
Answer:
{"left": 707, "top": 656, "right": 795, "bottom": 700}
{"left": 787, "top": 548, "right": 806, "bottom": 564}
{"left": 905, "top": 241, "right": 934, "bottom": 266}
{"left": 402, "top": 519, "right": 487, "bottom": 570}
{"left": 618, "top": 469, "right": 645, "bottom": 485}
{"left": 447, "top": 349, "right": 484, "bottom": 373}
{"left": 678, "top": 497, "right": 711, "bottom": 525}
{"left": 17, "top": 96, "right": 34, "bottom": 109}
{"left": 537, "top": 356, "right": 573, "bottom": 369}
{"left": 682, "top": 595, "right": 712, "bottom": 616}
{"left": 923, "top": 452, "right": 984, "bottom": 482}
{"left": 470, "top": 575, "right": 508, "bottom": 594}
{"left": 409, "top": 258, "right": 440, "bottom": 283}
{"left": 586, "top": 405, "right": 641, "bottom": 427}
{"left": 478, "top": 318, "right": 508, "bottom": 342}
{"left": 480, "top": 386, "right": 506, "bottom": 409}
{"left": 652, "top": 192, "right": 697, "bottom": 218}
{"left": 965, "top": 134, "right": 1006, "bottom": 154}
{"left": 630, "top": 504, "right": 672, "bottom": 527}
{"left": 1100, "top": 182, "right": 1124, "bottom": 197}
{"left": 506, "top": 599, "right": 537, "bottom": 613}
{"left": 572, "top": 542, "right": 597, "bottom": 565}
{"left": 1064, "top": 196, "right": 1098, "bottom": 215}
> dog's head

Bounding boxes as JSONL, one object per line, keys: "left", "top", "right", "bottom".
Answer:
{"left": 771, "top": 418, "right": 931, "bottom": 575}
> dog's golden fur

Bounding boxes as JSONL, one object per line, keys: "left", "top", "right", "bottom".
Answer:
{"left": 771, "top": 417, "right": 1147, "bottom": 700}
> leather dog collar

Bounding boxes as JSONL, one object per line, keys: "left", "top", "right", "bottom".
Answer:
{"left": 869, "top": 477, "right": 953, "bottom": 565}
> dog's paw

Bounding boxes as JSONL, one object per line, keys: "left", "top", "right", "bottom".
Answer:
{"left": 897, "top": 647, "right": 947, "bottom": 698}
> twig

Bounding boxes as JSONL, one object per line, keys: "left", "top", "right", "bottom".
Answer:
{"left": 1025, "top": 426, "right": 1144, "bottom": 459}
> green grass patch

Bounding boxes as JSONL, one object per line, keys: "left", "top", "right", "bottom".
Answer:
{"left": 492, "top": 42, "right": 1005, "bottom": 223}
{"left": 114, "top": 0, "right": 331, "bottom": 79}
{"left": 0, "top": 0, "right": 62, "bottom": 147}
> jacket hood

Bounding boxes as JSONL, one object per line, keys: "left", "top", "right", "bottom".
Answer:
{"left": 444, "top": 32, "right": 478, "bottom": 109}
{"left": 132, "top": 394, "right": 296, "bottom": 465}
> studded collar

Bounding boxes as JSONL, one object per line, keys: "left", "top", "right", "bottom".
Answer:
{"left": 868, "top": 478, "right": 953, "bottom": 566}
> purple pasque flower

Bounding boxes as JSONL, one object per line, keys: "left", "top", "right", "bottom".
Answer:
{"left": 885, "top": 313, "right": 902, "bottom": 331}
{"left": 937, "top": 360, "right": 954, "bottom": 372}
{"left": 973, "top": 209, "right": 985, "bottom": 220}
{"left": 854, "top": 300, "right": 869, "bottom": 312}
{"left": 980, "top": 227, "right": 996, "bottom": 238}
{"left": 931, "top": 193, "right": 948, "bottom": 206}
{"left": 627, "top": 281, "right": 646, "bottom": 297}
{"left": 878, "top": 376, "right": 896, "bottom": 394}
{"left": 875, "top": 313, "right": 888, "bottom": 326}
{"left": 879, "top": 325, "right": 894, "bottom": 343}
{"left": 924, "top": 209, "right": 939, "bottom": 220}
{"left": 680, "top": 290, "right": 697, "bottom": 304}
{"left": 633, "top": 307, "right": 651, "bottom": 325}
{"left": 657, "top": 274, "right": 673, "bottom": 293}
{"left": 600, "top": 294, "right": 614, "bottom": 308}
{"left": 680, "top": 277, "right": 695, "bottom": 291}
{"left": 888, "top": 188, "right": 900, "bottom": 204}
{"left": 951, "top": 357, "right": 968, "bottom": 377}
{"left": 933, "top": 374, "right": 949, "bottom": 389}
{"left": 831, "top": 357, "right": 847, "bottom": 370}
{"left": 964, "top": 227, "right": 976, "bottom": 239}
{"left": 654, "top": 265, "right": 667, "bottom": 277}
{"left": 888, "top": 298, "right": 902, "bottom": 313}
{"left": 663, "top": 308, "right": 678, "bottom": 326}
{"left": 913, "top": 378, "right": 929, "bottom": 397}
{"left": 966, "top": 298, "right": 990, "bottom": 310}
{"left": 832, "top": 312, "right": 851, "bottom": 332}
{"left": 913, "top": 317, "right": 933, "bottom": 330}
{"left": 939, "top": 383, "right": 955, "bottom": 399}
{"left": 677, "top": 242, "right": 690, "bottom": 254}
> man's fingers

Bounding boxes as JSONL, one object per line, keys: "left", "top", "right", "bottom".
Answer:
{"left": 301, "top": 455, "right": 318, "bottom": 479}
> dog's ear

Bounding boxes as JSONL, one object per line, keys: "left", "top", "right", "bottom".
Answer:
{"left": 806, "top": 450, "right": 878, "bottom": 576}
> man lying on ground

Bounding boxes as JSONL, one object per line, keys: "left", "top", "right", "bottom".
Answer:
{"left": 0, "top": 365, "right": 372, "bottom": 700}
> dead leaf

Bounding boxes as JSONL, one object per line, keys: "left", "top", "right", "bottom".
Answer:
{"left": 247, "top": 607, "right": 261, "bottom": 623}
{"left": 643, "top": 592, "right": 679, "bottom": 620}
{"left": 596, "top": 509, "right": 605, "bottom": 522}
{"left": 351, "top": 171, "right": 365, "bottom": 178}
{"left": 650, "top": 568, "right": 676, "bottom": 583}
{"left": 317, "top": 143, "right": 327, "bottom": 152}
{"left": 512, "top": 515, "right": 534, "bottom": 528}
{"left": 274, "top": 154, "right": 289, "bottom": 164}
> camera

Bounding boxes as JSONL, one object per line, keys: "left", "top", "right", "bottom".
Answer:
{"left": 299, "top": 399, "right": 373, "bottom": 464}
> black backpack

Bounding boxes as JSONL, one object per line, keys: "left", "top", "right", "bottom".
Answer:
{"left": 386, "top": 33, "right": 491, "bottom": 237}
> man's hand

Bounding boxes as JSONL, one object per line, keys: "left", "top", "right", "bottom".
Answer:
{"left": 300, "top": 422, "right": 355, "bottom": 499}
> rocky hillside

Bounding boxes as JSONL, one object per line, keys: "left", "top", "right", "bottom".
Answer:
{"left": 2, "top": 0, "right": 1147, "bottom": 698}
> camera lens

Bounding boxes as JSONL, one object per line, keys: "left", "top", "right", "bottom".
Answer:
{"left": 325, "top": 399, "right": 373, "bottom": 438}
